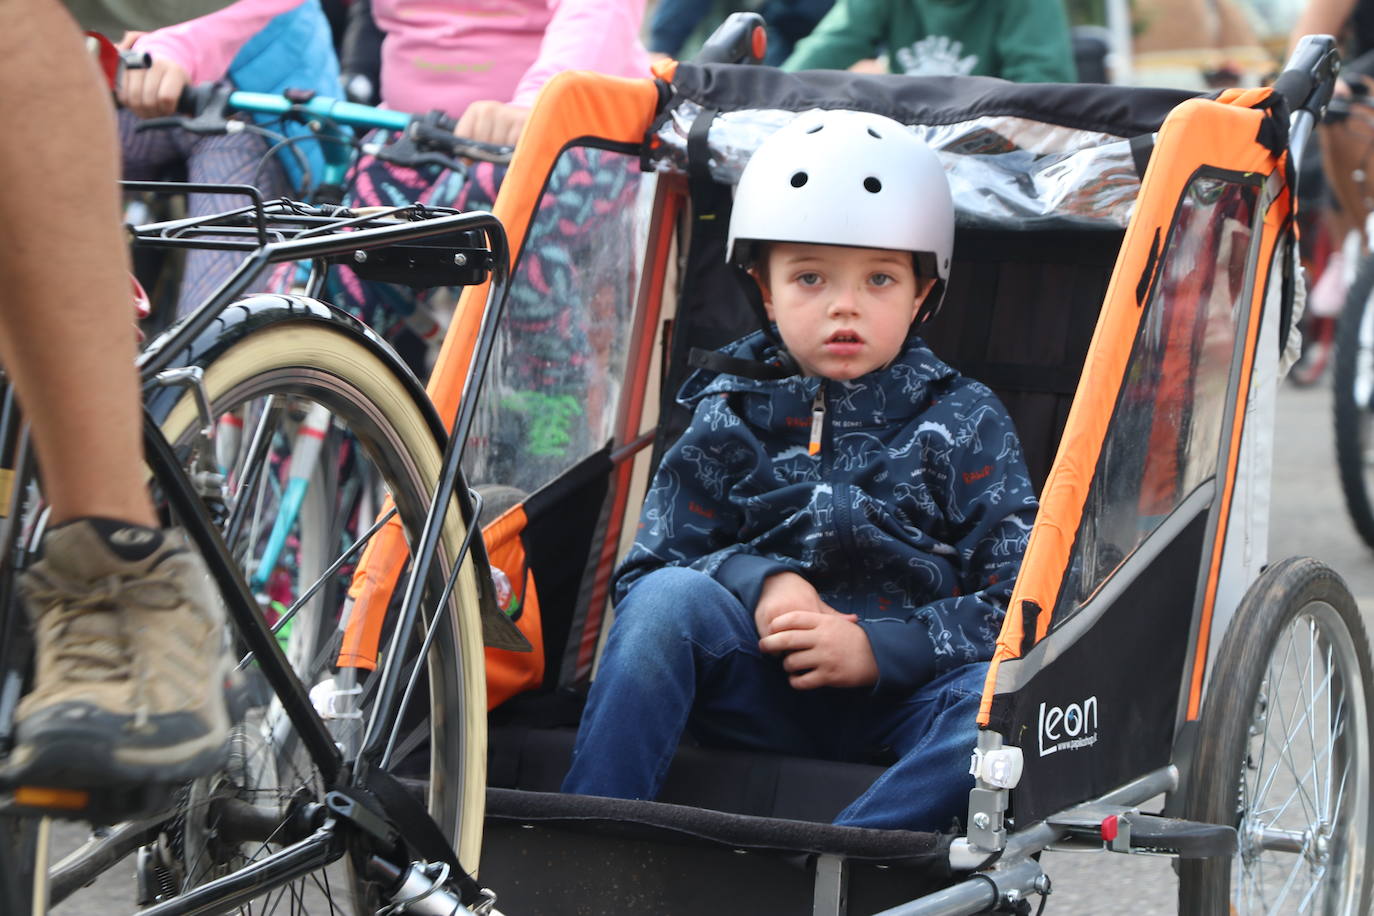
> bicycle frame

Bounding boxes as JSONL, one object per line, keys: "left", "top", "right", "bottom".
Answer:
{"left": 223, "top": 90, "right": 413, "bottom": 189}
{"left": 173, "top": 87, "right": 513, "bottom": 197}
{"left": 0, "top": 204, "right": 512, "bottom": 912}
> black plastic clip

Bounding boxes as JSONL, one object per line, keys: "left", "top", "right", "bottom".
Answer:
{"left": 325, "top": 789, "right": 398, "bottom": 847}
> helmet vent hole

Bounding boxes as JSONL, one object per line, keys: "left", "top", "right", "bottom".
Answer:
{"left": 867, "top": 127, "right": 882, "bottom": 139}
{"left": 805, "top": 123, "right": 823, "bottom": 134}
{"left": 864, "top": 177, "right": 882, "bottom": 193}
{"left": 791, "top": 171, "right": 809, "bottom": 188}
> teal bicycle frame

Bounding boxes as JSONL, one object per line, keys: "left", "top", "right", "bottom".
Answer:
{"left": 224, "top": 90, "right": 412, "bottom": 191}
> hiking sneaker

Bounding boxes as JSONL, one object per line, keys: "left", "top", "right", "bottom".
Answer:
{"left": 4, "top": 520, "right": 229, "bottom": 789}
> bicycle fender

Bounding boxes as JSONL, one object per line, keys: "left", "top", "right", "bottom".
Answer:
{"left": 141, "top": 294, "right": 436, "bottom": 431}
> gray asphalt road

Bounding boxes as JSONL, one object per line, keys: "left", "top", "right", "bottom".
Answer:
{"left": 42, "top": 380, "right": 1374, "bottom": 914}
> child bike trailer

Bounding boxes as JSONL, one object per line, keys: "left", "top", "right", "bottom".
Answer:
{"left": 381, "top": 36, "right": 1367, "bottom": 915}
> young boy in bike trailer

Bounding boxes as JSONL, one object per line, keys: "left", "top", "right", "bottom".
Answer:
{"left": 0, "top": 0, "right": 232, "bottom": 804}
{"left": 561, "top": 110, "right": 1038, "bottom": 831}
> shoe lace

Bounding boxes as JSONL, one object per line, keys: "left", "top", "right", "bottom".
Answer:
{"left": 25, "top": 570, "right": 183, "bottom": 688}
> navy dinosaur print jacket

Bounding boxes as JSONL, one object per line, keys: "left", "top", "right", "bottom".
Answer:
{"left": 614, "top": 330, "right": 1039, "bottom": 696}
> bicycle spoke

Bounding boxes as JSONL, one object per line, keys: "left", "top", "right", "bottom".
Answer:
{"left": 1235, "top": 607, "right": 1364, "bottom": 914}
{"left": 225, "top": 397, "right": 284, "bottom": 556}
{"left": 238, "top": 505, "right": 398, "bottom": 670}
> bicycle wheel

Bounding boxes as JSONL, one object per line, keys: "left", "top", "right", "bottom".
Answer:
{"left": 42, "top": 308, "right": 487, "bottom": 914}
{"left": 1178, "top": 557, "right": 1374, "bottom": 915}
{"left": 1332, "top": 252, "right": 1374, "bottom": 547}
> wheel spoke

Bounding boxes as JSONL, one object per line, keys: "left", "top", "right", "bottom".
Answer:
{"left": 1306, "top": 622, "right": 1320, "bottom": 814}
{"left": 225, "top": 397, "right": 284, "bottom": 555}
{"left": 1221, "top": 590, "right": 1370, "bottom": 916}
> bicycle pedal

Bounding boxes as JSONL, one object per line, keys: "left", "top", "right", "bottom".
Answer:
{"left": 2, "top": 780, "right": 179, "bottom": 825}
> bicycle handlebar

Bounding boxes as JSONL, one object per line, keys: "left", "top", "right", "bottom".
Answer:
{"left": 693, "top": 11, "right": 767, "bottom": 65}
{"left": 1273, "top": 34, "right": 1340, "bottom": 118}
{"left": 120, "top": 48, "right": 150, "bottom": 71}
{"left": 132, "top": 81, "right": 513, "bottom": 171}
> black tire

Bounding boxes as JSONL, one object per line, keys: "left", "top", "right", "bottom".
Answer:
{"left": 0, "top": 815, "right": 37, "bottom": 914}
{"left": 1179, "top": 558, "right": 1374, "bottom": 915}
{"left": 38, "top": 317, "right": 486, "bottom": 913}
{"left": 1332, "top": 252, "right": 1374, "bottom": 547}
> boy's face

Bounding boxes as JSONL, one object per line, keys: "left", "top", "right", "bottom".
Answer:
{"left": 758, "top": 242, "right": 934, "bottom": 381}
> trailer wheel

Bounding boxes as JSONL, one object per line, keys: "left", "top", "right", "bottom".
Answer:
{"left": 1178, "top": 558, "right": 1374, "bottom": 915}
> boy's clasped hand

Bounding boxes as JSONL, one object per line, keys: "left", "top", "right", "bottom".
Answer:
{"left": 755, "top": 570, "right": 879, "bottom": 689}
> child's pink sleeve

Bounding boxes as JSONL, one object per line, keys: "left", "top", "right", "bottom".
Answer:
{"left": 510, "top": 0, "right": 650, "bottom": 109}
{"left": 131, "top": 0, "right": 305, "bottom": 85}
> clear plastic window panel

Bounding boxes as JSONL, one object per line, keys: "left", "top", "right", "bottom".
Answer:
{"left": 1056, "top": 175, "right": 1258, "bottom": 618}
{"left": 461, "top": 147, "right": 652, "bottom": 497}
{"left": 648, "top": 102, "right": 1147, "bottom": 230}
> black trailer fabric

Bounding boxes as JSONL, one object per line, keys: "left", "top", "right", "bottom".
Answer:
{"left": 663, "top": 64, "right": 1197, "bottom": 137}
{"left": 520, "top": 445, "right": 613, "bottom": 690}
{"left": 484, "top": 790, "right": 957, "bottom": 916}
{"left": 488, "top": 723, "right": 890, "bottom": 824}
{"left": 1000, "top": 507, "right": 1208, "bottom": 825}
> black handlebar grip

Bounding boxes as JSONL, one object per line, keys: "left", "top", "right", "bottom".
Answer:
{"left": 407, "top": 119, "right": 514, "bottom": 164}
{"left": 176, "top": 83, "right": 219, "bottom": 116}
{"left": 693, "top": 11, "right": 767, "bottom": 65}
{"left": 1271, "top": 69, "right": 1315, "bottom": 112}
{"left": 134, "top": 84, "right": 209, "bottom": 132}
{"left": 1275, "top": 34, "right": 1339, "bottom": 115}
{"left": 135, "top": 82, "right": 232, "bottom": 134}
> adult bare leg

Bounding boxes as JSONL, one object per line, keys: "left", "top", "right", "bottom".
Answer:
{"left": 0, "top": 0, "right": 154, "bottom": 528}
{"left": 0, "top": 0, "right": 227, "bottom": 800}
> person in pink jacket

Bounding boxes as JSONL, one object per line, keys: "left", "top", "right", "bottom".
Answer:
{"left": 373, "top": 0, "right": 648, "bottom": 147}
{"left": 119, "top": 0, "right": 305, "bottom": 118}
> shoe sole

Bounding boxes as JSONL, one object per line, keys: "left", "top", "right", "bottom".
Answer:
{"left": 3, "top": 724, "right": 228, "bottom": 789}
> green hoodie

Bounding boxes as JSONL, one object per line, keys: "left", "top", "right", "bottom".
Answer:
{"left": 63, "top": 0, "right": 234, "bottom": 33}
{"left": 782, "top": 0, "right": 1076, "bottom": 83}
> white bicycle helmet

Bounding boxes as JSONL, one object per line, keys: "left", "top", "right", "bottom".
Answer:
{"left": 727, "top": 110, "right": 954, "bottom": 305}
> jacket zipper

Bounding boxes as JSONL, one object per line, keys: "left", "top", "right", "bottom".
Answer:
{"left": 808, "top": 388, "right": 826, "bottom": 457}
{"left": 815, "top": 383, "right": 861, "bottom": 600}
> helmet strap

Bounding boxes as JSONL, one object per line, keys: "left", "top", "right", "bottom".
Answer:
{"left": 731, "top": 263, "right": 784, "bottom": 345}
{"left": 686, "top": 264, "right": 800, "bottom": 380}
{"left": 688, "top": 346, "right": 799, "bottom": 380}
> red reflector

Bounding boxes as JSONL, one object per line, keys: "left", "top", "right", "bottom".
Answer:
{"left": 1101, "top": 815, "right": 1118, "bottom": 842}
{"left": 751, "top": 26, "right": 767, "bottom": 61}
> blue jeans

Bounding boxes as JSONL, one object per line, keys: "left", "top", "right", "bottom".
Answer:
{"left": 561, "top": 567, "right": 986, "bottom": 832}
